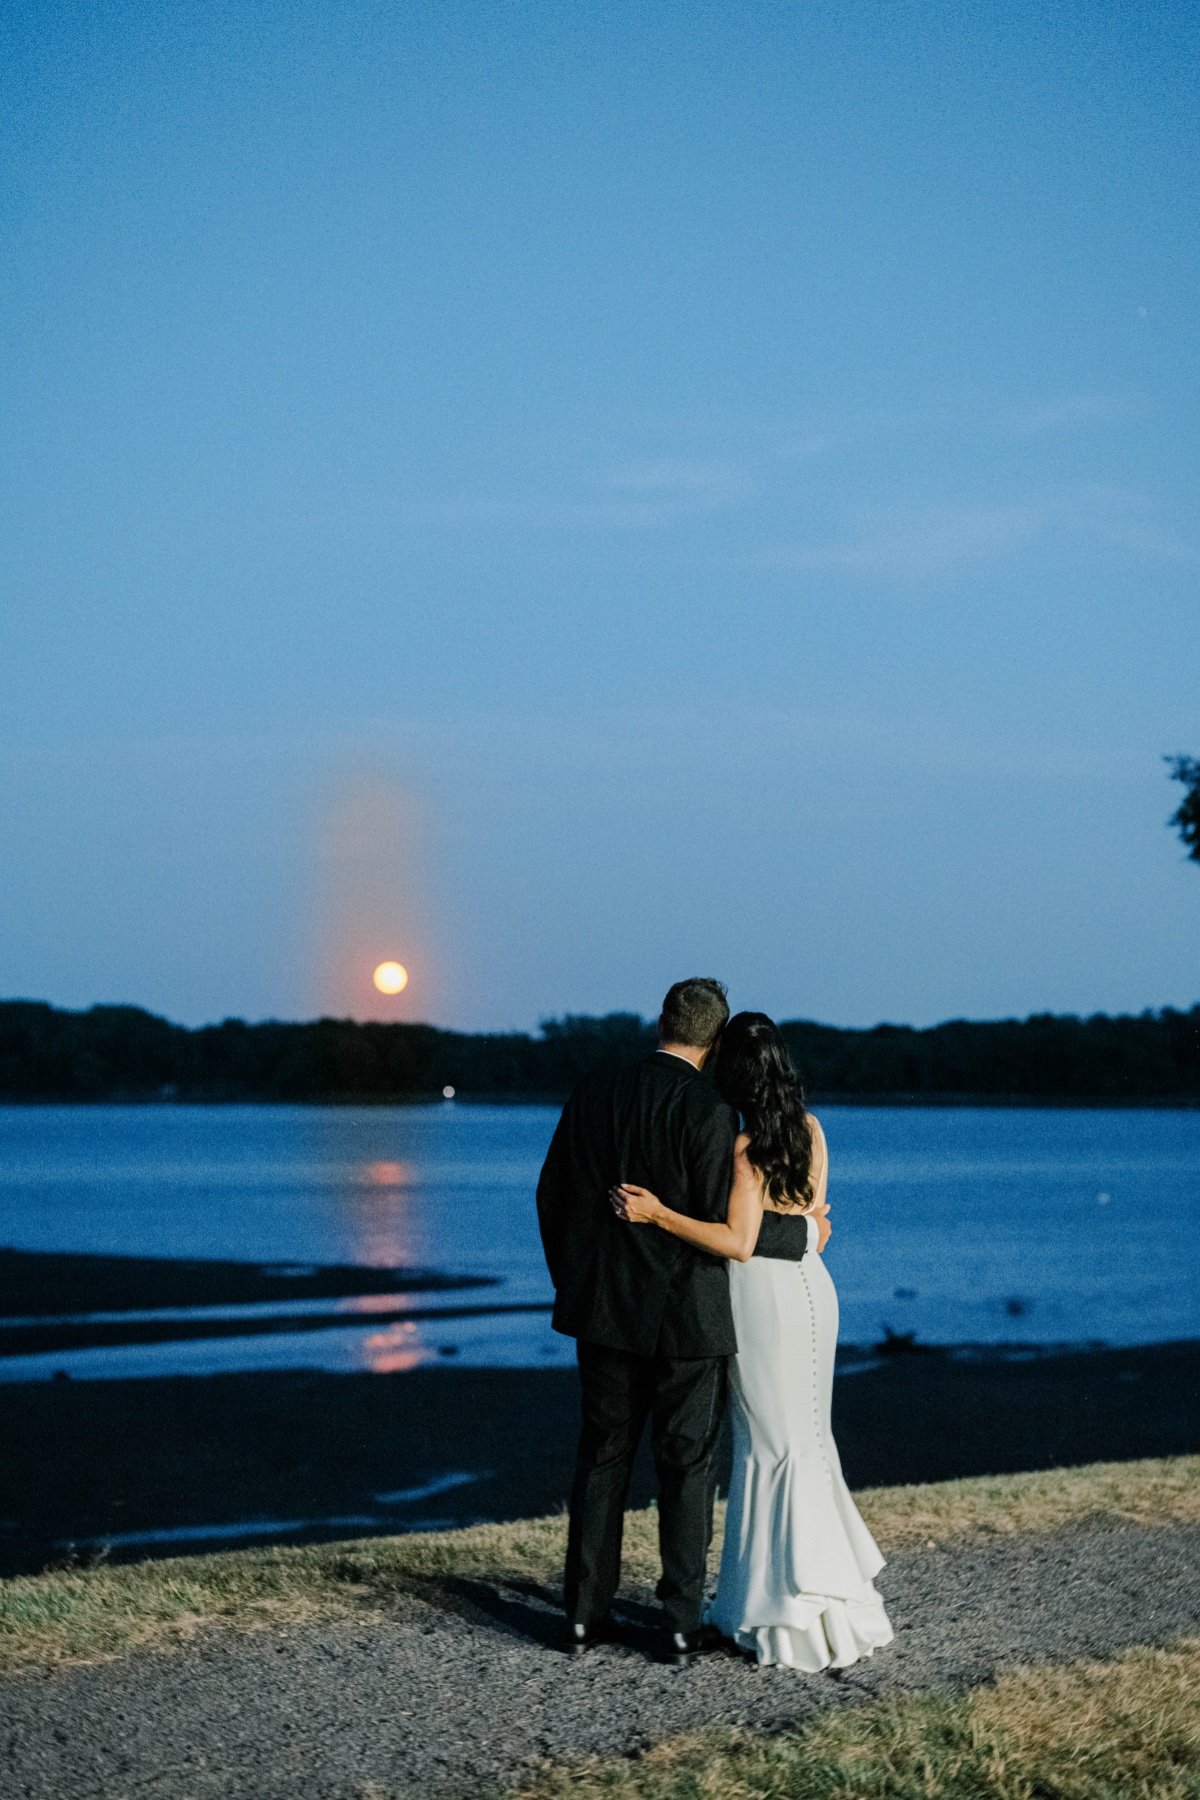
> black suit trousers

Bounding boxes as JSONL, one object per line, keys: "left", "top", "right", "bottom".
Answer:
{"left": 564, "top": 1340, "right": 727, "bottom": 1635}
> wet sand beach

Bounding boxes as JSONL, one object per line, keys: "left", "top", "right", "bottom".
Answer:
{"left": 3, "top": 1337, "right": 1197, "bottom": 1578}
{"left": 0, "top": 1246, "right": 497, "bottom": 1315}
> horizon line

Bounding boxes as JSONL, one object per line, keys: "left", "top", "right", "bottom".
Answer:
{"left": 3, "top": 995, "right": 1197, "bottom": 1040}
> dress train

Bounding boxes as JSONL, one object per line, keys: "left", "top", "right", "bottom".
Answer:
{"left": 708, "top": 1220, "right": 894, "bottom": 1671}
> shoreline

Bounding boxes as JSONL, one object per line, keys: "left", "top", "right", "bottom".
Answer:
{"left": 2, "top": 1091, "right": 1198, "bottom": 1108}
{"left": 4, "top": 1336, "right": 1197, "bottom": 1580}
{"left": 7, "top": 1251, "right": 1191, "bottom": 1376}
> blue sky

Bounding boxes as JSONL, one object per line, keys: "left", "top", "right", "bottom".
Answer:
{"left": 2, "top": 0, "right": 1197, "bottom": 1030}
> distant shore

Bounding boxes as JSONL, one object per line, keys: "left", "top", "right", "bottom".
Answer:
{"left": 3, "top": 998, "right": 1196, "bottom": 1105}
{"left": 3, "top": 1337, "right": 1196, "bottom": 1579}
{"left": 3, "top": 1090, "right": 1198, "bottom": 1109}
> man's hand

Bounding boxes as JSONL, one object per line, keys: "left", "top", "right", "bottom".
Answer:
{"left": 811, "top": 1199, "right": 831, "bottom": 1253}
{"left": 609, "top": 1183, "right": 664, "bottom": 1225}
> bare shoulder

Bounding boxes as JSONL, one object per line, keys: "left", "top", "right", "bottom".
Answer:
{"left": 808, "top": 1111, "right": 828, "bottom": 1163}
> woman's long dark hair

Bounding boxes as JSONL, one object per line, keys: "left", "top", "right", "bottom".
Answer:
{"left": 713, "top": 1012, "right": 814, "bottom": 1208}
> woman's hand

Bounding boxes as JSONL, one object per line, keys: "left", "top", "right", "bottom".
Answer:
{"left": 609, "top": 1183, "right": 664, "bottom": 1226}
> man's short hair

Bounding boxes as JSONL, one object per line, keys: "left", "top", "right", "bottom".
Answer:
{"left": 659, "top": 977, "right": 730, "bottom": 1049}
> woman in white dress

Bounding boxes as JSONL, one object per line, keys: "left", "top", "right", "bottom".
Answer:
{"left": 611, "top": 1011, "right": 893, "bottom": 1672}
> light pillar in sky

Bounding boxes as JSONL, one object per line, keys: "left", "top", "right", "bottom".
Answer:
{"left": 313, "top": 766, "right": 437, "bottom": 1022}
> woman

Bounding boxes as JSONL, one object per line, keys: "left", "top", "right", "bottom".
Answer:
{"left": 610, "top": 1011, "right": 893, "bottom": 1672}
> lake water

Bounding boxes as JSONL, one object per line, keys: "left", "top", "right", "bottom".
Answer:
{"left": 1, "top": 1102, "right": 1197, "bottom": 1382}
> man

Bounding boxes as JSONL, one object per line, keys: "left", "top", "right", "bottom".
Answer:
{"left": 536, "top": 977, "right": 808, "bottom": 1666}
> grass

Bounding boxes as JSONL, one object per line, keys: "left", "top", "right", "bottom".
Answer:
{"left": 853, "top": 1452, "right": 1200, "bottom": 1550}
{"left": 505, "top": 1638, "right": 1200, "bottom": 1800}
{"left": 0, "top": 1512, "right": 572, "bottom": 1674}
{"left": 1, "top": 1454, "right": 1196, "bottom": 1674}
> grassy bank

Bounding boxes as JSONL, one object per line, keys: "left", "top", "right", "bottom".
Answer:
{"left": 2, "top": 1455, "right": 1197, "bottom": 1675}
{"left": 509, "top": 1638, "right": 1200, "bottom": 1800}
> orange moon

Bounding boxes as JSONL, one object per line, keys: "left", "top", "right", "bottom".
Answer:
{"left": 372, "top": 961, "right": 409, "bottom": 995}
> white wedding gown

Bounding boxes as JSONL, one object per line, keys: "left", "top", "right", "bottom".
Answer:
{"left": 707, "top": 1210, "right": 894, "bottom": 1670}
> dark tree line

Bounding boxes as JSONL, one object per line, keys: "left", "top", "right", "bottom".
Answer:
{"left": 778, "top": 1010, "right": 1198, "bottom": 1102}
{"left": 0, "top": 999, "right": 1195, "bottom": 1104}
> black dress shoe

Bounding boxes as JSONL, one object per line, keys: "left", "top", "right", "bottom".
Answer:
{"left": 661, "top": 1624, "right": 726, "bottom": 1669}
{"left": 564, "top": 1615, "right": 615, "bottom": 1656}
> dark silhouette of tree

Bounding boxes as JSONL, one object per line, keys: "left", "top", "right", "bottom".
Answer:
{"left": 1166, "top": 755, "right": 1200, "bottom": 864}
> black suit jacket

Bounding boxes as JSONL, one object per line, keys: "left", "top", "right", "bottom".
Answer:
{"left": 536, "top": 1051, "right": 741, "bottom": 1358}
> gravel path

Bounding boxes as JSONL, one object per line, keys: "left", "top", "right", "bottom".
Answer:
{"left": 4, "top": 1519, "right": 1199, "bottom": 1799}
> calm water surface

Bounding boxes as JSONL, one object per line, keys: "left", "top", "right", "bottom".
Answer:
{"left": 1, "top": 1103, "right": 1196, "bottom": 1380}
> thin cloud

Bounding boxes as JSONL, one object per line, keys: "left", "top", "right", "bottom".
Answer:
{"left": 1097, "top": 520, "right": 1197, "bottom": 562}
{"left": 346, "top": 702, "right": 1142, "bottom": 789}
{"left": 605, "top": 458, "right": 750, "bottom": 502}
{"left": 1066, "top": 485, "right": 1198, "bottom": 563}
{"left": 758, "top": 484, "right": 1195, "bottom": 581}
{"left": 1009, "top": 392, "right": 1142, "bottom": 435}
{"left": 761, "top": 502, "right": 1048, "bottom": 580}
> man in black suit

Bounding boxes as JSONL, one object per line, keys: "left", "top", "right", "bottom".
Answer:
{"left": 537, "top": 976, "right": 780, "bottom": 1665}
